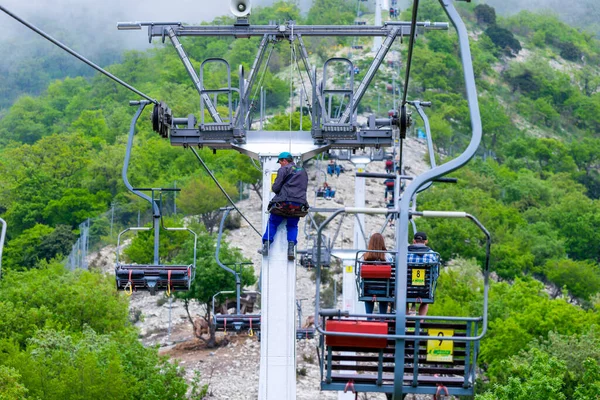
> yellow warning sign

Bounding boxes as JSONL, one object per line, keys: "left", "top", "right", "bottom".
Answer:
{"left": 357, "top": 168, "right": 365, "bottom": 173}
{"left": 345, "top": 265, "right": 353, "bottom": 273}
{"left": 412, "top": 269, "right": 425, "bottom": 286}
{"left": 270, "top": 172, "right": 278, "bottom": 187}
{"left": 427, "top": 329, "right": 454, "bottom": 362}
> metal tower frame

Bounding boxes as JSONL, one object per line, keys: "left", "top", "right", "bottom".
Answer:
{"left": 118, "top": 19, "right": 448, "bottom": 159}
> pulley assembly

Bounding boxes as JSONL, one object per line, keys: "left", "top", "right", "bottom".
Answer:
{"left": 151, "top": 101, "right": 172, "bottom": 138}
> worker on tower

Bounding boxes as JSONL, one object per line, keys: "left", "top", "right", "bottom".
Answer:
{"left": 262, "top": 152, "right": 309, "bottom": 261}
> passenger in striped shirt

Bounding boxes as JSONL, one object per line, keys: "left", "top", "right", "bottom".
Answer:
{"left": 407, "top": 232, "right": 438, "bottom": 317}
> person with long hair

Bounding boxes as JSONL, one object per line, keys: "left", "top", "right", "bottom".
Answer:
{"left": 362, "top": 233, "right": 394, "bottom": 315}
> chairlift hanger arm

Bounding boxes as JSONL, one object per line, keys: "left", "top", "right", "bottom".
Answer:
{"left": 393, "top": 1, "right": 483, "bottom": 397}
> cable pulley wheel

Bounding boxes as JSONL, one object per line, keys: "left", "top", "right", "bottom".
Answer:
{"left": 400, "top": 105, "right": 410, "bottom": 139}
{"left": 151, "top": 101, "right": 172, "bottom": 138}
{"left": 151, "top": 103, "right": 160, "bottom": 132}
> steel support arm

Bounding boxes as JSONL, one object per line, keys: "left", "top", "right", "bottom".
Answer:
{"left": 237, "top": 35, "right": 271, "bottom": 126}
{"left": 167, "top": 28, "right": 223, "bottom": 124}
{"left": 130, "top": 21, "right": 449, "bottom": 39}
{"left": 339, "top": 28, "right": 399, "bottom": 124}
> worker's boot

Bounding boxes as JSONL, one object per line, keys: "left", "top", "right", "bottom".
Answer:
{"left": 287, "top": 242, "right": 295, "bottom": 261}
{"left": 260, "top": 241, "right": 270, "bottom": 256}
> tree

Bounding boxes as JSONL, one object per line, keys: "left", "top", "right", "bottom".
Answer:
{"left": 37, "top": 225, "right": 77, "bottom": 263}
{"left": 0, "top": 328, "right": 188, "bottom": 400}
{"left": 0, "top": 366, "right": 28, "bottom": 400}
{"left": 175, "top": 228, "right": 256, "bottom": 347}
{"left": 265, "top": 112, "right": 312, "bottom": 131}
{"left": 559, "top": 42, "right": 582, "bottom": 62}
{"left": 0, "top": 262, "right": 129, "bottom": 344}
{"left": 477, "top": 349, "right": 568, "bottom": 400}
{"left": 176, "top": 175, "right": 238, "bottom": 234}
{"left": 485, "top": 25, "right": 522, "bottom": 55}
{"left": 2, "top": 224, "right": 55, "bottom": 270}
{"left": 544, "top": 259, "right": 600, "bottom": 301}
{"left": 474, "top": 4, "right": 497, "bottom": 25}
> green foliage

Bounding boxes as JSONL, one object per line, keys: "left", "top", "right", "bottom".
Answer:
{"left": 503, "top": 11, "right": 599, "bottom": 57}
{"left": 176, "top": 176, "right": 238, "bottom": 233}
{"left": 306, "top": 0, "right": 356, "bottom": 26}
{"left": 2, "top": 224, "right": 55, "bottom": 270}
{"left": 0, "top": 365, "right": 28, "bottom": 400}
{"left": 0, "top": 263, "right": 189, "bottom": 398}
{"left": 477, "top": 349, "right": 568, "bottom": 400}
{"left": 265, "top": 112, "right": 312, "bottom": 131}
{"left": 485, "top": 25, "right": 522, "bottom": 55}
{"left": 474, "top": 4, "right": 497, "bottom": 25}
{"left": 0, "top": 328, "right": 187, "bottom": 400}
{"left": 173, "top": 224, "right": 256, "bottom": 320}
{"left": 480, "top": 329, "right": 600, "bottom": 399}
{"left": 0, "top": 263, "right": 129, "bottom": 345}
{"left": 544, "top": 259, "right": 600, "bottom": 301}
{"left": 123, "top": 217, "right": 195, "bottom": 264}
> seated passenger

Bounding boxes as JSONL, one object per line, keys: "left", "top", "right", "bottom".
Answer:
{"left": 385, "top": 159, "right": 394, "bottom": 174}
{"left": 334, "top": 163, "right": 342, "bottom": 177}
{"left": 384, "top": 178, "right": 395, "bottom": 201}
{"left": 407, "top": 231, "right": 438, "bottom": 317}
{"left": 327, "top": 160, "right": 335, "bottom": 176}
{"left": 323, "top": 182, "right": 335, "bottom": 199}
{"left": 361, "top": 233, "right": 394, "bottom": 315}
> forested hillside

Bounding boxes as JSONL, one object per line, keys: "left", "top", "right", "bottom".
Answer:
{"left": 0, "top": 0, "right": 599, "bottom": 398}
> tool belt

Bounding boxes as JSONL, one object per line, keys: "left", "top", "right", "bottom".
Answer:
{"left": 268, "top": 201, "right": 309, "bottom": 218}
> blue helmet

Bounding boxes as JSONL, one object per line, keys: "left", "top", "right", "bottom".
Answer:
{"left": 278, "top": 151, "right": 292, "bottom": 162}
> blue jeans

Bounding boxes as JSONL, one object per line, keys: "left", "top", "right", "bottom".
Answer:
{"left": 262, "top": 213, "right": 299, "bottom": 244}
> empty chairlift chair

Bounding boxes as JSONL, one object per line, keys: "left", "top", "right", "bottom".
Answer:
{"left": 115, "top": 225, "right": 198, "bottom": 295}
{"left": 211, "top": 207, "right": 261, "bottom": 336}
{"left": 212, "top": 290, "right": 261, "bottom": 336}
{"left": 319, "top": 311, "right": 481, "bottom": 396}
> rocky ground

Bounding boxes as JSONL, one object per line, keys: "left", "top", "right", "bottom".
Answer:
{"left": 89, "top": 136, "right": 434, "bottom": 399}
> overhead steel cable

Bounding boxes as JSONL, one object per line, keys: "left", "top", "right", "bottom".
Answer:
{"left": 188, "top": 146, "right": 262, "bottom": 237}
{"left": 0, "top": 4, "right": 158, "bottom": 105}
{"left": 401, "top": 0, "right": 420, "bottom": 106}
{"left": 291, "top": 45, "right": 313, "bottom": 119}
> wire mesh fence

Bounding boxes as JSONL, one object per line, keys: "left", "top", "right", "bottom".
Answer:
{"left": 65, "top": 182, "right": 252, "bottom": 270}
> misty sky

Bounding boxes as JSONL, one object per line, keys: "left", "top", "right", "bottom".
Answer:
{"left": 0, "top": 0, "right": 312, "bottom": 53}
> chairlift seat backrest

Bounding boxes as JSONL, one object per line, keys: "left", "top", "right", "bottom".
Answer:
{"left": 326, "top": 320, "right": 388, "bottom": 348}
{"left": 360, "top": 264, "right": 392, "bottom": 279}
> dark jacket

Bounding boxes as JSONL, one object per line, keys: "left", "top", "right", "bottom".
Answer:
{"left": 271, "top": 162, "right": 308, "bottom": 205}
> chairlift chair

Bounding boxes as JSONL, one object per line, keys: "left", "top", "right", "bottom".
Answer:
{"left": 300, "top": 234, "right": 332, "bottom": 270}
{"left": 296, "top": 299, "right": 315, "bottom": 340}
{"left": 115, "top": 223, "right": 198, "bottom": 296}
{"left": 355, "top": 250, "right": 441, "bottom": 308}
{"left": 212, "top": 290, "right": 261, "bottom": 335}
{"left": 315, "top": 207, "right": 490, "bottom": 398}
{"left": 116, "top": 101, "right": 198, "bottom": 296}
{"left": 211, "top": 208, "right": 261, "bottom": 336}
